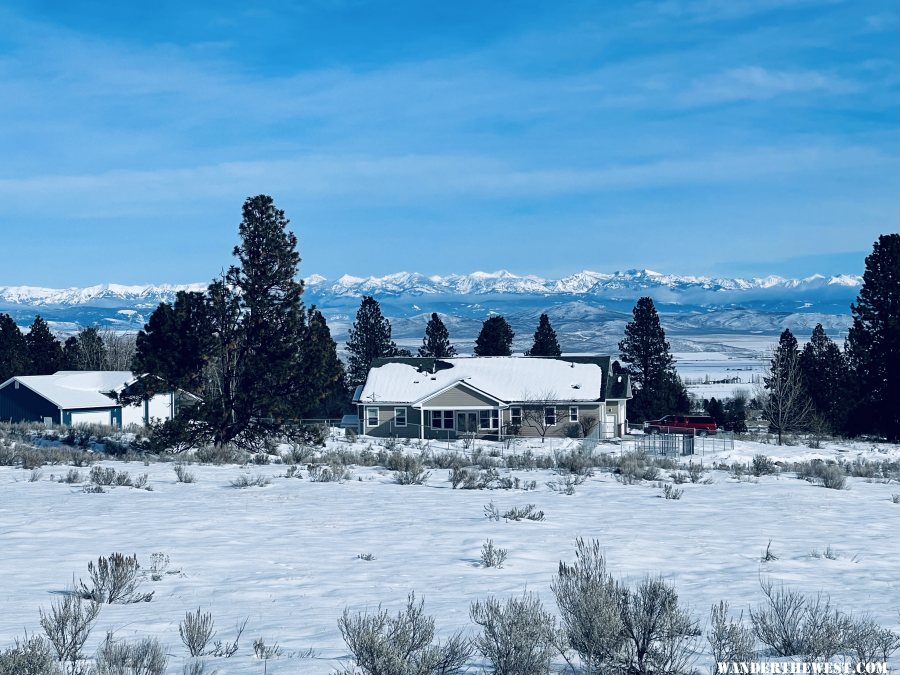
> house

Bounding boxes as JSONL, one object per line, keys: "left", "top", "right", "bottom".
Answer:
{"left": 352, "top": 355, "right": 631, "bottom": 440}
{"left": 0, "top": 371, "right": 186, "bottom": 428}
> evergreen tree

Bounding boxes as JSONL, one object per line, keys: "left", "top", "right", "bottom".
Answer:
{"left": 704, "top": 397, "right": 726, "bottom": 428}
{"left": 229, "top": 195, "right": 308, "bottom": 433}
{"left": 133, "top": 291, "right": 212, "bottom": 396}
{"left": 724, "top": 395, "right": 748, "bottom": 433}
{"left": 418, "top": 313, "right": 457, "bottom": 358}
{"left": 473, "top": 316, "right": 515, "bottom": 356}
{"left": 346, "top": 296, "right": 399, "bottom": 386}
{"left": 62, "top": 336, "right": 80, "bottom": 370}
{"left": 0, "top": 314, "right": 27, "bottom": 383}
{"left": 526, "top": 313, "right": 561, "bottom": 357}
{"left": 68, "top": 326, "right": 107, "bottom": 371}
{"left": 799, "top": 324, "right": 846, "bottom": 433}
{"left": 298, "top": 306, "right": 346, "bottom": 417}
{"left": 24, "top": 315, "right": 63, "bottom": 375}
{"left": 197, "top": 277, "right": 244, "bottom": 447}
{"left": 759, "top": 329, "right": 812, "bottom": 445}
{"left": 138, "top": 196, "right": 315, "bottom": 448}
{"left": 846, "top": 234, "right": 900, "bottom": 440}
{"left": 618, "top": 297, "right": 688, "bottom": 421}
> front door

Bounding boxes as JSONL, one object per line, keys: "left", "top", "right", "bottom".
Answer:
{"left": 456, "top": 412, "right": 477, "bottom": 435}
{"left": 604, "top": 414, "right": 616, "bottom": 438}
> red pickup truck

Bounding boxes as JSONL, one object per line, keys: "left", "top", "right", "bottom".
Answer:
{"left": 644, "top": 415, "right": 718, "bottom": 436}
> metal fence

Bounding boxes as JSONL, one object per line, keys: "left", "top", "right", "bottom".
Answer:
{"left": 625, "top": 430, "right": 734, "bottom": 457}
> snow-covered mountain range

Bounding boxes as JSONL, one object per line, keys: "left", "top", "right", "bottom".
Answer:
{"left": 309, "top": 269, "right": 861, "bottom": 300}
{"left": 0, "top": 269, "right": 861, "bottom": 355}
{"left": 0, "top": 269, "right": 860, "bottom": 306}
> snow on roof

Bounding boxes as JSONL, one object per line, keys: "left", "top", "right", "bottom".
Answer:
{"left": 358, "top": 357, "right": 603, "bottom": 405}
{"left": 2, "top": 371, "right": 137, "bottom": 409}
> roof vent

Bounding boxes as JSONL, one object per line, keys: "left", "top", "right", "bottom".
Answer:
{"left": 430, "top": 376, "right": 437, "bottom": 380}
{"left": 571, "top": 383, "right": 581, "bottom": 389}
{"left": 570, "top": 361, "right": 575, "bottom": 368}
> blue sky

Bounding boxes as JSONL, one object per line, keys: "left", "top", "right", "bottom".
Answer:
{"left": 0, "top": 0, "right": 896, "bottom": 286}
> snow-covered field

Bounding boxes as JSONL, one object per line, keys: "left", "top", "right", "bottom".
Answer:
{"left": 1, "top": 435, "right": 898, "bottom": 674}
{"left": 674, "top": 345, "right": 769, "bottom": 400}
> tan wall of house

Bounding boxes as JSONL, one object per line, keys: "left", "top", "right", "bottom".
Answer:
{"left": 425, "top": 385, "right": 499, "bottom": 408}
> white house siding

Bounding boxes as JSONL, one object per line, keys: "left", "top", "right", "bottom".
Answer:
{"left": 121, "top": 393, "right": 174, "bottom": 428}
{"left": 147, "top": 393, "right": 173, "bottom": 422}
{"left": 121, "top": 403, "right": 145, "bottom": 428}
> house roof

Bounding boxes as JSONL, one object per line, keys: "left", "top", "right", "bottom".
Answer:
{"left": 356, "top": 356, "right": 613, "bottom": 405}
{"left": 0, "top": 371, "right": 137, "bottom": 409}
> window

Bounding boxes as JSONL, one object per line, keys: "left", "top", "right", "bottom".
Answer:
{"left": 569, "top": 406, "right": 579, "bottom": 423}
{"left": 510, "top": 407, "right": 522, "bottom": 426}
{"left": 431, "top": 410, "right": 454, "bottom": 429}
{"left": 394, "top": 407, "right": 407, "bottom": 427}
{"left": 544, "top": 407, "right": 556, "bottom": 426}
{"left": 366, "top": 407, "right": 379, "bottom": 427}
{"left": 479, "top": 409, "right": 499, "bottom": 430}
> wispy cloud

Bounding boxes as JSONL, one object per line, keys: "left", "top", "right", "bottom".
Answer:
{"left": 680, "top": 66, "right": 856, "bottom": 105}
{"left": 0, "top": 143, "right": 891, "bottom": 220}
{"left": 0, "top": 1, "right": 895, "bottom": 284}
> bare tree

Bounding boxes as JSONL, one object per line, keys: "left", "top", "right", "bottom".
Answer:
{"left": 578, "top": 414, "right": 599, "bottom": 439}
{"left": 755, "top": 343, "right": 813, "bottom": 445}
{"left": 520, "top": 391, "right": 560, "bottom": 444}
{"left": 99, "top": 329, "right": 137, "bottom": 371}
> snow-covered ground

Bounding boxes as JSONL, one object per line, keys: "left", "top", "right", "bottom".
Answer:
{"left": 1, "top": 435, "right": 898, "bottom": 674}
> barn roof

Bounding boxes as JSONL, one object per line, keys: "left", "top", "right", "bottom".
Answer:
{"left": 0, "top": 371, "right": 136, "bottom": 409}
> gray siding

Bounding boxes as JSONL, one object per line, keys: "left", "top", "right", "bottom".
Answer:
{"left": 503, "top": 403, "right": 604, "bottom": 438}
{"left": 359, "top": 405, "right": 422, "bottom": 439}
{"left": 425, "top": 385, "right": 498, "bottom": 408}
{"left": 357, "top": 400, "right": 616, "bottom": 440}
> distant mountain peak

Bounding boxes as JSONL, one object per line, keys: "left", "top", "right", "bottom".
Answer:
{"left": 0, "top": 268, "right": 862, "bottom": 309}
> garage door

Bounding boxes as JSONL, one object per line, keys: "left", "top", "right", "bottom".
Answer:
{"left": 69, "top": 411, "right": 111, "bottom": 426}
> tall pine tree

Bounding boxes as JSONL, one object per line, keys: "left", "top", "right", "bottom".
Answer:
{"left": 298, "top": 307, "right": 346, "bottom": 417}
{"left": 418, "top": 313, "right": 456, "bottom": 358}
{"left": 0, "top": 314, "right": 26, "bottom": 383}
{"left": 846, "top": 234, "right": 900, "bottom": 440}
{"left": 136, "top": 195, "right": 318, "bottom": 448}
{"left": 526, "top": 313, "right": 561, "bottom": 357}
{"left": 62, "top": 336, "right": 80, "bottom": 370}
{"left": 229, "top": 195, "right": 308, "bottom": 433}
{"left": 799, "top": 323, "right": 846, "bottom": 433}
{"left": 618, "top": 297, "right": 688, "bottom": 422}
{"left": 25, "top": 315, "right": 63, "bottom": 375}
{"left": 199, "top": 277, "right": 244, "bottom": 446}
{"left": 473, "top": 316, "right": 515, "bottom": 356}
{"left": 346, "top": 296, "right": 399, "bottom": 386}
{"left": 760, "top": 328, "right": 812, "bottom": 445}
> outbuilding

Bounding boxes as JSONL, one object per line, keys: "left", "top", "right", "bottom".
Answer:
{"left": 0, "top": 371, "right": 181, "bottom": 428}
